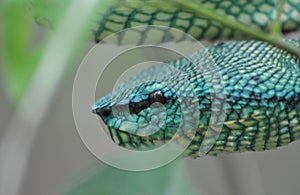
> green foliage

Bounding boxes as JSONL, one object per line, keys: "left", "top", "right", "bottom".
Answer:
{"left": 65, "top": 160, "right": 199, "bottom": 195}
{"left": 27, "top": 0, "right": 72, "bottom": 27}
{"left": 1, "top": 0, "right": 43, "bottom": 101}
{"left": 1, "top": 0, "right": 73, "bottom": 102}
{"left": 0, "top": 0, "right": 112, "bottom": 102}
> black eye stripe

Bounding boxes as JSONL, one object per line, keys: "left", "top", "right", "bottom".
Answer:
{"left": 129, "top": 90, "right": 166, "bottom": 114}
{"left": 129, "top": 100, "right": 150, "bottom": 114}
{"left": 98, "top": 107, "right": 112, "bottom": 118}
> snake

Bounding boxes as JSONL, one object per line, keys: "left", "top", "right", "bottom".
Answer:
{"left": 91, "top": 0, "right": 300, "bottom": 157}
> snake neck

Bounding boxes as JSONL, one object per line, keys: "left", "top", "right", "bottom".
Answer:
{"left": 182, "top": 39, "right": 300, "bottom": 157}
{"left": 94, "top": 0, "right": 300, "bottom": 44}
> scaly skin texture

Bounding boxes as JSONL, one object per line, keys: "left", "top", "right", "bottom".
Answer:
{"left": 93, "top": 39, "right": 300, "bottom": 157}
{"left": 94, "top": 0, "right": 300, "bottom": 44}
{"left": 92, "top": 1, "right": 300, "bottom": 157}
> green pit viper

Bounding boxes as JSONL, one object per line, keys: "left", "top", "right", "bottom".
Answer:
{"left": 91, "top": 0, "right": 300, "bottom": 157}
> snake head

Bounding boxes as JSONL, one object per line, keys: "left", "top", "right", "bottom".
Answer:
{"left": 92, "top": 65, "right": 194, "bottom": 150}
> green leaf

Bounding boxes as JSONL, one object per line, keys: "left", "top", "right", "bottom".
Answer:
{"left": 1, "top": 0, "right": 116, "bottom": 102}
{"left": 1, "top": 1, "right": 42, "bottom": 101}
{"left": 1, "top": 0, "right": 74, "bottom": 102}
{"left": 65, "top": 160, "right": 199, "bottom": 195}
{"left": 27, "top": 0, "right": 73, "bottom": 27}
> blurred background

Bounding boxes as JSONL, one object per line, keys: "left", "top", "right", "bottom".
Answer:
{"left": 1, "top": 1, "right": 300, "bottom": 195}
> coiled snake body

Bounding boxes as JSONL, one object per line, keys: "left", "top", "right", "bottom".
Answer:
{"left": 93, "top": 0, "right": 300, "bottom": 157}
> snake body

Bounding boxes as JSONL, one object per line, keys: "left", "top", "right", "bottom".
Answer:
{"left": 94, "top": 0, "right": 300, "bottom": 43}
{"left": 93, "top": 1, "right": 300, "bottom": 157}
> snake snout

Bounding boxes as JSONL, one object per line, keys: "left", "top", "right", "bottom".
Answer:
{"left": 92, "top": 106, "right": 112, "bottom": 121}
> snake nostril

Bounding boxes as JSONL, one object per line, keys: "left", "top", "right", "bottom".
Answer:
{"left": 99, "top": 107, "right": 112, "bottom": 118}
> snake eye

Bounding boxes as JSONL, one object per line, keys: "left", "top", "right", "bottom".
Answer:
{"left": 129, "top": 100, "right": 150, "bottom": 114}
{"left": 149, "top": 90, "right": 165, "bottom": 104}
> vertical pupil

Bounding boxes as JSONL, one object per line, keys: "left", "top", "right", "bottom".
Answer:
{"left": 149, "top": 90, "right": 165, "bottom": 104}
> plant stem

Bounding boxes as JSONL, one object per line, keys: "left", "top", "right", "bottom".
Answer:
{"left": 270, "top": 0, "right": 287, "bottom": 35}
{"left": 163, "top": 0, "right": 300, "bottom": 59}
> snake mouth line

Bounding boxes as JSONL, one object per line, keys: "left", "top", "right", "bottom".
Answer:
{"left": 104, "top": 119, "right": 210, "bottom": 154}
{"left": 106, "top": 125, "right": 168, "bottom": 151}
